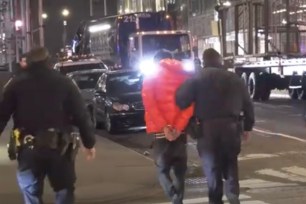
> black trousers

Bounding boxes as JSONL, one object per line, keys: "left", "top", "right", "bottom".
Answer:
{"left": 197, "top": 119, "right": 241, "bottom": 204}
{"left": 153, "top": 135, "right": 187, "bottom": 204}
{"left": 17, "top": 146, "right": 76, "bottom": 204}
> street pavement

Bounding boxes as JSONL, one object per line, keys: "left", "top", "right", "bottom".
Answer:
{"left": 1, "top": 93, "right": 306, "bottom": 203}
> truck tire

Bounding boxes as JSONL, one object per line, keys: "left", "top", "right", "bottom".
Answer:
{"left": 289, "top": 75, "right": 300, "bottom": 100}
{"left": 298, "top": 74, "right": 306, "bottom": 100}
{"left": 248, "top": 72, "right": 261, "bottom": 100}
{"left": 260, "top": 72, "right": 271, "bottom": 101}
{"left": 261, "top": 88, "right": 271, "bottom": 101}
{"left": 241, "top": 72, "right": 248, "bottom": 86}
{"left": 298, "top": 89, "right": 306, "bottom": 100}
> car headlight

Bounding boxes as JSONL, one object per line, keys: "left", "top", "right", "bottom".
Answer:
{"left": 112, "top": 102, "right": 130, "bottom": 111}
{"left": 139, "top": 59, "right": 159, "bottom": 77}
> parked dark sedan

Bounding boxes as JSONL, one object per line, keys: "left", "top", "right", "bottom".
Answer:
{"left": 93, "top": 69, "right": 145, "bottom": 133}
{"left": 67, "top": 69, "right": 106, "bottom": 125}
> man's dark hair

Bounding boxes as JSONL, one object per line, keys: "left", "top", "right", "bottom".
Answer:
{"left": 202, "top": 48, "right": 222, "bottom": 68}
{"left": 154, "top": 49, "right": 173, "bottom": 63}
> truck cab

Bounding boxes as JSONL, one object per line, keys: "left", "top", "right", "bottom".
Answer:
{"left": 128, "top": 30, "right": 193, "bottom": 68}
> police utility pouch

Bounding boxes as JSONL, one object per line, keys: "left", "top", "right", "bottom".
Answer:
{"left": 35, "top": 130, "right": 59, "bottom": 149}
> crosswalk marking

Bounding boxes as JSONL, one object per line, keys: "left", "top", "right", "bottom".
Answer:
{"left": 256, "top": 168, "right": 306, "bottom": 183}
{"left": 240, "top": 179, "right": 297, "bottom": 189}
{"left": 238, "top": 154, "right": 277, "bottom": 161}
{"left": 282, "top": 166, "right": 306, "bottom": 177}
{"left": 152, "top": 194, "right": 269, "bottom": 204}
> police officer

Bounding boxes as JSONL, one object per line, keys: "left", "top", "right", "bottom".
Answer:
{"left": 175, "top": 48, "right": 255, "bottom": 204}
{"left": 0, "top": 47, "right": 96, "bottom": 204}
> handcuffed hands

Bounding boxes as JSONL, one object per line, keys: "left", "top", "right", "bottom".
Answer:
{"left": 163, "top": 126, "right": 181, "bottom": 142}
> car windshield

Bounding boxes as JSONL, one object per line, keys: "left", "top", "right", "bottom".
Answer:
{"left": 73, "top": 72, "right": 102, "bottom": 89}
{"left": 142, "top": 34, "right": 192, "bottom": 60}
{"left": 59, "top": 63, "right": 106, "bottom": 75}
{"left": 107, "top": 72, "right": 142, "bottom": 95}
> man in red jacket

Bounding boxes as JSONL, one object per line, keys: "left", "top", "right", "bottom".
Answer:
{"left": 142, "top": 50, "right": 194, "bottom": 204}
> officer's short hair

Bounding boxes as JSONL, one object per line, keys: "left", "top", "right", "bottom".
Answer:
{"left": 154, "top": 49, "right": 173, "bottom": 63}
{"left": 202, "top": 48, "right": 222, "bottom": 68}
{"left": 27, "top": 47, "right": 51, "bottom": 64}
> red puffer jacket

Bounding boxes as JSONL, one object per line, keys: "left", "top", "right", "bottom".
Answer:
{"left": 142, "top": 59, "right": 194, "bottom": 134}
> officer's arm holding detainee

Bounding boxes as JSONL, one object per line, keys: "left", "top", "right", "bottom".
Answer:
{"left": 0, "top": 78, "right": 17, "bottom": 134}
{"left": 65, "top": 79, "right": 96, "bottom": 149}
{"left": 175, "top": 78, "right": 196, "bottom": 110}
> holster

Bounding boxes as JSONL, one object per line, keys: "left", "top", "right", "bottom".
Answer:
{"left": 7, "top": 129, "right": 23, "bottom": 160}
{"left": 7, "top": 132, "right": 18, "bottom": 160}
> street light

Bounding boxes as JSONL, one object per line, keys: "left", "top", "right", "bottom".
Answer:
{"left": 62, "top": 9, "right": 70, "bottom": 17}
{"left": 61, "top": 9, "right": 70, "bottom": 49}
{"left": 42, "top": 13, "right": 48, "bottom": 19}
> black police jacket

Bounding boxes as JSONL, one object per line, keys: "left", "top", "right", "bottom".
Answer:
{"left": 175, "top": 67, "right": 255, "bottom": 131}
{"left": 0, "top": 63, "right": 95, "bottom": 149}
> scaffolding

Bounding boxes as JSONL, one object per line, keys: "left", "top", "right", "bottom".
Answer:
{"left": 219, "top": 0, "right": 306, "bottom": 58}
{"left": 0, "top": 0, "right": 13, "bottom": 70}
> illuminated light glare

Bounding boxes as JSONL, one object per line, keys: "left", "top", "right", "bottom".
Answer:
{"left": 42, "top": 13, "right": 48, "bottom": 19}
{"left": 124, "top": 9, "right": 130, "bottom": 13}
{"left": 182, "top": 60, "right": 195, "bottom": 72}
{"left": 15, "top": 20, "right": 23, "bottom": 28}
{"left": 62, "top": 9, "right": 70, "bottom": 17}
{"left": 223, "top": 1, "right": 231, "bottom": 7}
{"left": 272, "top": 9, "right": 286, "bottom": 14}
{"left": 89, "top": 24, "right": 111, "bottom": 33}
{"left": 139, "top": 59, "right": 159, "bottom": 77}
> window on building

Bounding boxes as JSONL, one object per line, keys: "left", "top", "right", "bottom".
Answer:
{"left": 190, "top": 0, "right": 200, "bottom": 16}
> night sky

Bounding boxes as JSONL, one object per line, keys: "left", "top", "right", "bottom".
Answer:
{"left": 43, "top": 0, "right": 91, "bottom": 56}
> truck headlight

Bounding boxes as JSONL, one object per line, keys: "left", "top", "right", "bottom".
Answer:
{"left": 182, "top": 60, "right": 195, "bottom": 72}
{"left": 139, "top": 59, "right": 159, "bottom": 77}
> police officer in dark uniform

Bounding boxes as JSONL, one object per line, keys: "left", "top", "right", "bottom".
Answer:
{"left": 175, "top": 48, "right": 255, "bottom": 204}
{"left": 0, "top": 47, "right": 96, "bottom": 204}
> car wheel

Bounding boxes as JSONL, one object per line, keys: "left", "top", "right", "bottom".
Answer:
{"left": 241, "top": 72, "right": 248, "bottom": 86}
{"left": 88, "top": 107, "right": 97, "bottom": 128}
{"left": 105, "top": 112, "right": 115, "bottom": 134}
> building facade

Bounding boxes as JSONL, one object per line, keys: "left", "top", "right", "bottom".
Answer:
{"left": 116, "top": 0, "right": 188, "bottom": 29}
{"left": 187, "top": 0, "right": 220, "bottom": 58}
